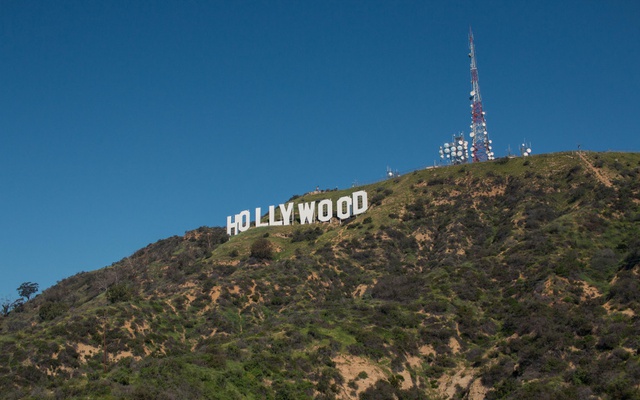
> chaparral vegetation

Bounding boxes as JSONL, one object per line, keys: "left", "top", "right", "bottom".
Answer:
{"left": 1, "top": 151, "right": 639, "bottom": 399}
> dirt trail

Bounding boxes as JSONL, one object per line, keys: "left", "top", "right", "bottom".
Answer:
{"left": 577, "top": 151, "right": 614, "bottom": 188}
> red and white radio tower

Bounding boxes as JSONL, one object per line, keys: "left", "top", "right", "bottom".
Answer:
{"left": 468, "top": 28, "right": 494, "bottom": 162}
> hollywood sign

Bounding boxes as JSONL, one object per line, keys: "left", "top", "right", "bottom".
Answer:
{"left": 227, "top": 190, "right": 368, "bottom": 236}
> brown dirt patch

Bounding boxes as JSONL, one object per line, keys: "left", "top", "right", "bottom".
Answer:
{"left": 414, "top": 231, "right": 432, "bottom": 242}
{"left": 603, "top": 300, "right": 636, "bottom": 317}
{"left": 405, "top": 355, "right": 422, "bottom": 369}
{"left": 438, "top": 367, "right": 475, "bottom": 398}
{"left": 578, "top": 280, "right": 601, "bottom": 301}
{"left": 467, "top": 377, "right": 490, "bottom": 400}
{"left": 112, "top": 350, "right": 136, "bottom": 361}
{"left": 210, "top": 286, "right": 221, "bottom": 302}
{"left": 76, "top": 343, "right": 101, "bottom": 362}
{"left": 333, "top": 354, "right": 387, "bottom": 399}
{"left": 449, "top": 337, "right": 461, "bottom": 354}
{"left": 352, "top": 284, "right": 370, "bottom": 298}
{"left": 419, "top": 344, "right": 436, "bottom": 357}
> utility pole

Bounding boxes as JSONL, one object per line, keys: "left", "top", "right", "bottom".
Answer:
{"left": 103, "top": 308, "right": 107, "bottom": 373}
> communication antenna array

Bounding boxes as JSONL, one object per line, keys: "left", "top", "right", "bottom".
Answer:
{"left": 439, "top": 133, "right": 469, "bottom": 165}
{"left": 520, "top": 141, "right": 532, "bottom": 157}
{"left": 468, "top": 28, "right": 495, "bottom": 162}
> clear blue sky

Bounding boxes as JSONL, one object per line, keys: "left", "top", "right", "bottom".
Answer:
{"left": 1, "top": 1, "right": 639, "bottom": 298}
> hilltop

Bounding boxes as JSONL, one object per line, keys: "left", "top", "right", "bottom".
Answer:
{"left": 1, "top": 151, "right": 639, "bottom": 400}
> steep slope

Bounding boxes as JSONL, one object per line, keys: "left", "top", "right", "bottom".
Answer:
{"left": 1, "top": 151, "right": 639, "bottom": 400}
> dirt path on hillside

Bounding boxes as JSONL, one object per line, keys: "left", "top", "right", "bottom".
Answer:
{"left": 577, "top": 151, "right": 614, "bottom": 188}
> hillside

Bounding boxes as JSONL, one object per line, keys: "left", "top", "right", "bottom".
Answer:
{"left": 1, "top": 151, "right": 639, "bottom": 400}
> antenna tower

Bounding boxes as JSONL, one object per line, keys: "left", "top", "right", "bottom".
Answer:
{"left": 468, "top": 28, "right": 494, "bottom": 162}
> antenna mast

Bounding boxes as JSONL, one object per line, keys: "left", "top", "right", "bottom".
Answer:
{"left": 468, "top": 28, "right": 494, "bottom": 162}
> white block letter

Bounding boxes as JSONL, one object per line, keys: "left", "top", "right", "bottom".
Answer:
{"left": 318, "top": 199, "right": 333, "bottom": 222}
{"left": 280, "top": 203, "right": 294, "bottom": 226}
{"left": 226, "top": 215, "right": 238, "bottom": 236}
{"left": 352, "top": 190, "right": 368, "bottom": 215}
{"left": 298, "top": 201, "right": 316, "bottom": 224}
{"left": 269, "top": 205, "right": 283, "bottom": 226}
{"left": 336, "top": 196, "right": 353, "bottom": 220}
{"left": 255, "top": 208, "right": 268, "bottom": 227}
{"left": 238, "top": 210, "right": 251, "bottom": 233}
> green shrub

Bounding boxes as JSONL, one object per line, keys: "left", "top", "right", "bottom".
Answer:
{"left": 106, "top": 283, "right": 133, "bottom": 303}
{"left": 39, "top": 301, "right": 68, "bottom": 321}
{"left": 250, "top": 238, "right": 273, "bottom": 260}
{"left": 291, "top": 227, "right": 323, "bottom": 243}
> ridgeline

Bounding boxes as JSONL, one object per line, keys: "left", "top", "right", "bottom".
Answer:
{"left": 1, "top": 151, "right": 639, "bottom": 399}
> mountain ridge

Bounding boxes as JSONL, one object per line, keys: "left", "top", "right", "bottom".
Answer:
{"left": 1, "top": 151, "right": 639, "bottom": 400}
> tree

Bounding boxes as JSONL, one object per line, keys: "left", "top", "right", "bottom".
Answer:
{"left": 2, "top": 298, "right": 24, "bottom": 315}
{"left": 17, "top": 282, "right": 39, "bottom": 301}
{"left": 1, "top": 297, "right": 12, "bottom": 317}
